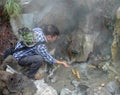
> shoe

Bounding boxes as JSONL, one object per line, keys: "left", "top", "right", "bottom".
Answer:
{"left": 23, "top": 71, "right": 43, "bottom": 80}
{"left": 34, "top": 73, "right": 43, "bottom": 80}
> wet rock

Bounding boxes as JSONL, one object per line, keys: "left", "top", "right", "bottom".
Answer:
{"left": 117, "top": 7, "right": 120, "bottom": 19}
{"left": 45, "top": 64, "right": 60, "bottom": 83}
{"left": 51, "top": 75, "right": 57, "bottom": 83}
{"left": 1, "top": 55, "right": 22, "bottom": 72}
{"left": 87, "top": 86, "right": 112, "bottom": 95}
{"left": 111, "top": 7, "right": 120, "bottom": 68}
{"left": 7, "top": 73, "right": 37, "bottom": 94}
{"left": 71, "top": 80, "right": 80, "bottom": 88}
{"left": 79, "top": 63, "right": 88, "bottom": 76}
{"left": 34, "top": 79, "right": 58, "bottom": 95}
{"left": 60, "top": 88, "right": 72, "bottom": 95}
{"left": 73, "top": 84, "right": 89, "bottom": 95}
{"left": 60, "top": 85, "right": 89, "bottom": 95}
{"left": 0, "top": 70, "right": 37, "bottom": 95}
{"left": 115, "top": 87, "right": 120, "bottom": 95}
{"left": 105, "top": 81, "right": 119, "bottom": 94}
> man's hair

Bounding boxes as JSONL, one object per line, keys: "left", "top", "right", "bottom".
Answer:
{"left": 40, "top": 24, "right": 60, "bottom": 36}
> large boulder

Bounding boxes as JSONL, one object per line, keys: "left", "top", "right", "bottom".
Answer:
{"left": 0, "top": 70, "right": 37, "bottom": 95}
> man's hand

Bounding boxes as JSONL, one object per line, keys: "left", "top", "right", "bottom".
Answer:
{"left": 61, "top": 62, "right": 69, "bottom": 67}
{"left": 56, "top": 60, "right": 69, "bottom": 67}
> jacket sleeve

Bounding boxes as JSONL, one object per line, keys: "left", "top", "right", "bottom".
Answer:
{"left": 35, "top": 44, "right": 57, "bottom": 64}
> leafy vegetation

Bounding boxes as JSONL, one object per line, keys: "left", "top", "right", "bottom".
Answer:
{"left": 4, "top": 0, "right": 21, "bottom": 18}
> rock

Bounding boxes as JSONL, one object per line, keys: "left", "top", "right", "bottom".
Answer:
{"left": 60, "top": 85, "right": 89, "bottom": 95}
{"left": 7, "top": 73, "right": 37, "bottom": 94}
{"left": 72, "top": 85, "right": 89, "bottom": 95}
{"left": 87, "top": 86, "right": 112, "bottom": 95}
{"left": 105, "top": 81, "right": 119, "bottom": 93}
{"left": 117, "top": 7, "right": 120, "bottom": 19}
{"left": 115, "top": 87, "right": 120, "bottom": 95}
{"left": 71, "top": 80, "right": 80, "bottom": 88}
{"left": 60, "top": 88, "right": 72, "bottom": 95}
{"left": 34, "top": 79, "right": 58, "bottom": 95}
{"left": 0, "top": 70, "right": 37, "bottom": 95}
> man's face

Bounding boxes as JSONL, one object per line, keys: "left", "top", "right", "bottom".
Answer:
{"left": 47, "top": 35, "right": 58, "bottom": 42}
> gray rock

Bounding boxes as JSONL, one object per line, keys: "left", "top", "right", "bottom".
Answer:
{"left": 105, "top": 81, "right": 119, "bottom": 93}
{"left": 34, "top": 79, "right": 58, "bottom": 95}
{"left": 60, "top": 88, "right": 72, "bottom": 95}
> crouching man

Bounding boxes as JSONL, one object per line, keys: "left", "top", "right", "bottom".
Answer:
{"left": 11, "top": 24, "right": 69, "bottom": 79}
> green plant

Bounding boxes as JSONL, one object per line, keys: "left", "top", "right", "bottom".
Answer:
{"left": 4, "top": 0, "right": 21, "bottom": 18}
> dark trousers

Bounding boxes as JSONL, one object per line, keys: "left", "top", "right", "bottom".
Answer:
{"left": 18, "top": 55, "right": 44, "bottom": 78}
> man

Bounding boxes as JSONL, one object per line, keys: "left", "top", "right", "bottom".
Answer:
{"left": 12, "top": 24, "right": 69, "bottom": 79}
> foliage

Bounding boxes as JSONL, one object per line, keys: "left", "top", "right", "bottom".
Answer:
{"left": 4, "top": 0, "right": 21, "bottom": 18}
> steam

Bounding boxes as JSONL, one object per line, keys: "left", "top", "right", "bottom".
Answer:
{"left": 21, "top": 0, "right": 120, "bottom": 60}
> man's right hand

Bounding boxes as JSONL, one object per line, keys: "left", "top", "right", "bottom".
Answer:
{"left": 56, "top": 60, "right": 69, "bottom": 67}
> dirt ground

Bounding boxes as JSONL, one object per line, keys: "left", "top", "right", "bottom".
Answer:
{"left": 0, "top": 24, "right": 17, "bottom": 64}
